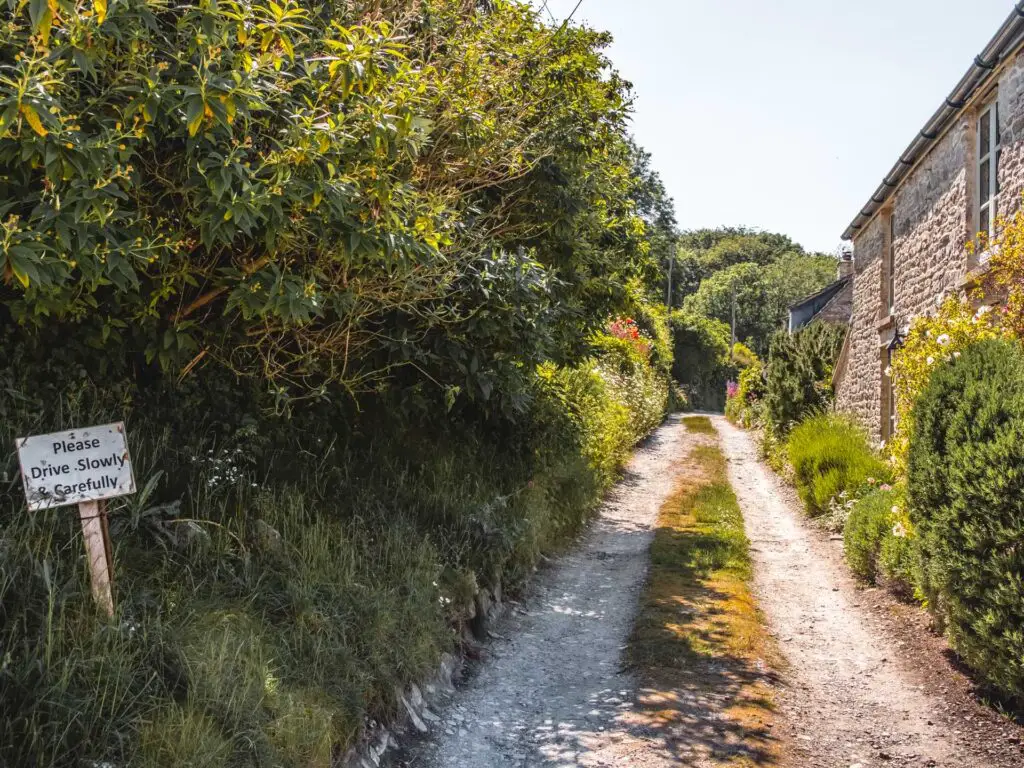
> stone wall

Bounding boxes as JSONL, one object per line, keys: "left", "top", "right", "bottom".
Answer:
{"left": 837, "top": 50, "right": 1024, "bottom": 440}
{"left": 999, "top": 50, "right": 1024, "bottom": 209}
{"left": 836, "top": 215, "right": 884, "bottom": 442}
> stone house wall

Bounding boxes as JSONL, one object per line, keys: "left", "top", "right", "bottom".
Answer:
{"left": 836, "top": 47, "right": 1024, "bottom": 442}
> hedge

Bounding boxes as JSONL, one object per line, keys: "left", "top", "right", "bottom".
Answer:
{"left": 909, "top": 338, "right": 1024, "bottom": 700}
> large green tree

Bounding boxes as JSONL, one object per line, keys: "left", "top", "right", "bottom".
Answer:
{"left": 681, "top": 250, "right": 836, "bottom": 355}
{"left": 0, "top": 0, "right": 661, "bottom": 412}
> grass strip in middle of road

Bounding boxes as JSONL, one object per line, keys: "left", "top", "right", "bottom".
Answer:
{"left": 625, "top": 415, "right": 783, "bottom": 766}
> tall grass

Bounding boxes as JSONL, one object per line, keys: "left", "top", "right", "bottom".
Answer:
{"left": 0, "top": 337, "right": 668, "bottom": 765}
{"left": 786, "top": 413, "right": 891, "bottom": 516}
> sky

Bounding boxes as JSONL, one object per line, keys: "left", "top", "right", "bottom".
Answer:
{"left": 538, "top": 0, "right": 1019, "bottom": 254}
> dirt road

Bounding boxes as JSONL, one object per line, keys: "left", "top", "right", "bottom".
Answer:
{"left": 395, "top": 415, "right": 693, "bottom": 767}
{"left": 394, "top": 416, "right": 1024, "bottom": 768}
{"left": 715, "top": 415, "right": 1023, "bottom": 768}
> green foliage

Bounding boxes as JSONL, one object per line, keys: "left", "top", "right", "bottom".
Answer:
{"left": 908, "top": 338, "right": 1024, "bottom": 700}
{"left": 632, "top": 300, "right": 674, "bottom": 376}
{"left": 725, "top": 352, "right": 763, "bottom": 428}
{"left": 763, "top": 323, "right": 846, "bottom": 435}
{"left": 787, "top": 413, "right": 891, "bottom": 517}
{"left": 672, "top": 228, "right": 803, "bottom": 301}
{"left": 0, "top": 310, "right": 670, "bottom": 765}
{"left": 0, "top": 1, "right": 680, "bottom": 762}
{"left": 844, "top": 488, "right": 899, "bottom": 583}
{"left": 669, "top": 310, "right": 734, "bottom": 410}
{"left": 676, "top": 234, "right": 836, "bottom": 355}
{"left": 0, "top": 0, "right": 660, "bottom": 412}
{"left": 137, "top": 706, "right": 233, "bottom": 768}
{"left": 730, "top": 341, "right": 759, "bottom": 369}
{"left": 889, "top": 296, "right": 1003, "bottom": 477}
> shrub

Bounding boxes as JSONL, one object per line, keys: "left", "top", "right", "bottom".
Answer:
{"left": 0, "top": 325, "right": 668, "bottom": 765}
{"left": 0, "top": 0, "right": 659, "bottom": 409}
{"left": 787, "top": 413, "right": 891, "bottom": 517}
{"left": 888, "top": 295, "right": 1003, "bottom": 477}
{"left": 725, "top": 357, "right": 764, "bottom": 428}
{"left": 909, "top": 338, "right": 1024, "bottom": 700}
{"left": 843, "top": 488, "right": 898, "bottom": 583}
{"left": 763, "top": 323, "right": 846, "bottom": 435}
{"left": 669, "top": 311, "right": 734, "bottom": 410}
{"left": 633, "top": 301, "right": 675, "bottom": 377}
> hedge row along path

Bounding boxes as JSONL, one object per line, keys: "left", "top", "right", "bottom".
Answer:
{"left": 395, "top": 416, "right": 1024, "bottom": 767}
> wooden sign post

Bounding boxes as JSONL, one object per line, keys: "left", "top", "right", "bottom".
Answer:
{"left": 16, "top": 423, "right": 136, "bottom": 618}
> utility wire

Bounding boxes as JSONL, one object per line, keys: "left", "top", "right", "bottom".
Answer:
{"left": 564, "top": 0, "right": 584, "bottom": 24}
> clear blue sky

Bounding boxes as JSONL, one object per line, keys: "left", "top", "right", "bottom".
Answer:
{"left": 539, "top": 0, "right": 1018, "bottom": 254}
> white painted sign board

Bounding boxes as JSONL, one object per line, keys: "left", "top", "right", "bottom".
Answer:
{"left": 16, "top": 422, "right": 135, "bottom": 511}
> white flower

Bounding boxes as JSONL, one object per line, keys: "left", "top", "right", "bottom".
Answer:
{"left": 884, "top": 366, "right": 892, "bottom": 378}
{"left": 925, "top": 329, "right": 933, "bottom": 338}
{"left": 926, "top": 356, "right": 935, "bottom": 365}
{"left": 892, "top": 522, "right": 907, "bottom": 539}
{"left": 936, "top": 333, "right": 951, "bottom": 346}
{"left": 891, "top": 505, "right": 900, "bottom": 515}
{"left": 953, "top": 351, "right": 961, "bottom": 359}
{"left": 975, "top": 304, "right": 991, "bottom": 318}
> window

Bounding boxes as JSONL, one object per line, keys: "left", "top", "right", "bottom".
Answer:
{"left": 887, "top": 213, "right": 896, "bottom": 316}
{"left": 978, "top": 100, "right": 1001, "bottom": 240}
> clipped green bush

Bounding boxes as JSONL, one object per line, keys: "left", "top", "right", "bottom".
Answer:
{"left": 909, "top": 338, "right": 1024, "bottom": 700}
{"left": 763, "top": 323, "right": 846, "bottom": 435}
{"left": 787, "top": 413, "right": 890, "bottom": 516}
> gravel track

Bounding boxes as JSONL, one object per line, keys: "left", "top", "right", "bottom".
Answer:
{"left": 715, "top": 415, "right": 1023, "bottom": 768}
{"left": 395, "top": 415, "right": 693, "bottom": 767}
{"left": 394, "top": 415, "right": 1024, "bottom": 768}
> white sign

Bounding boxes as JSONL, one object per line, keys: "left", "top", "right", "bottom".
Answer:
{"left": 16, "top": 423, "right": 136, "bottom": 511}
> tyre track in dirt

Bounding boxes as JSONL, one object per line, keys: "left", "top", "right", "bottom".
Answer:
{"left": 715, "top": 415, "right": 1023, "bottom": 768}
{"left": 394, "top": 415, "right": 697, "bottom": 767}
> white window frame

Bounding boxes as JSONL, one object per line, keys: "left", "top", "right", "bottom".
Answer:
{"left": 977, "top": 99, "right": 1001, "bottom": 243}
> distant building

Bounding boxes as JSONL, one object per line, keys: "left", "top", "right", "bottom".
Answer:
{"left": 787, "top": 255, "right": 853, "bottom": 333}
{"left": 828, "top": 4, "right": 1024, "bottom": 442}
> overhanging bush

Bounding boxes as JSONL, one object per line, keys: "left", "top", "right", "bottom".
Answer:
{"left": 787, "top": 413, "right": 890, "bottom": 517}
{"left": 909, "top": 338, "right": 1024, "bottom": 700}
{"left": 0, "top": 0, "right": 658, "bottom": 413}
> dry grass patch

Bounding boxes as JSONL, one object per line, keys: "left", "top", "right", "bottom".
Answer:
{"left": 626, "top": 430, "right": 783, "bottom": 766}
{"left": 683, "top": 415, "right": 717, "bottom": 434}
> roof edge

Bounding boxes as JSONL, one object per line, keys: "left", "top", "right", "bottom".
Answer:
{"left": 842, "top": 2, "right": 1024, "bottom": 241}
{"left": 787, "top": 275, "right": 851, "bottom": 312}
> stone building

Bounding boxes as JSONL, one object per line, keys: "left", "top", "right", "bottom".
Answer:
{"left": 787, "top": 256, "right": 853, "bottom": 333}
{"left": 832, "top": 4, "right": 1024, "bottom": 443}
